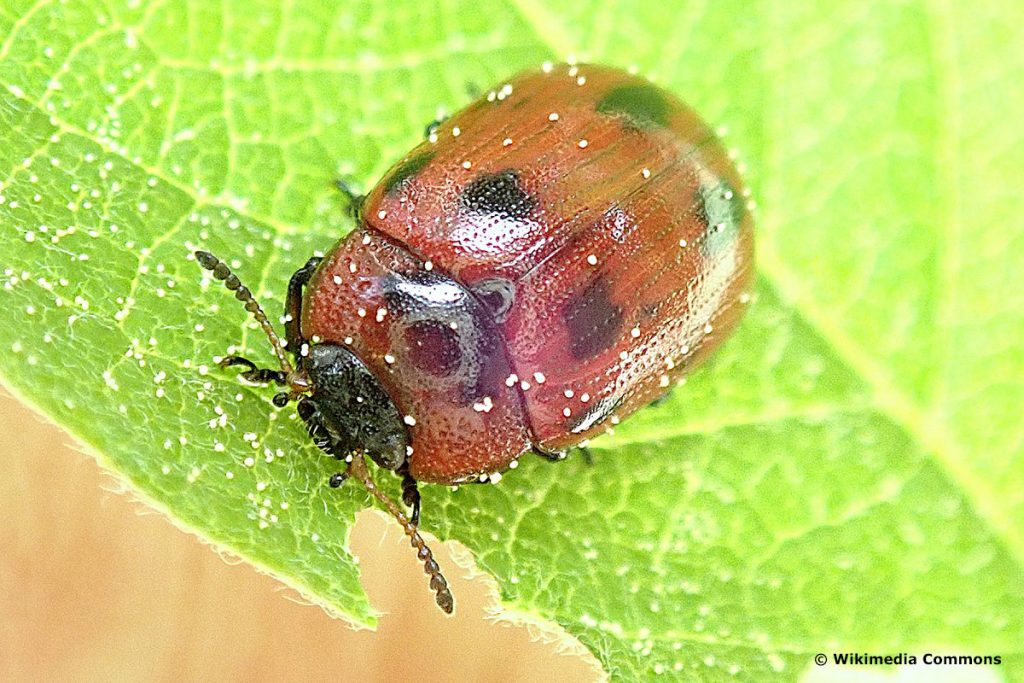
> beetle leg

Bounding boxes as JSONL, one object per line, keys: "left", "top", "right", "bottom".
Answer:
{"left": 333, "top": 178, "right": 365, "bottom": 219}
{"left": 425, "top": 85, "right": 479, "bottom": 139}
{"left": 649, "top": 392, "right": 672, "bottom": 407}
{"left": 218, "top": 355, "right": 288, "bottom": 385}
{"left": 532, "top": 444, "right": 568, "bottom": 462}
{"left": 397, "top": 461, "right": 422, "bottom": 526}
{"left": 534, "top": 443, "right": 594, "bottom": 466}
{"left": 284, "top": 256, "right": 323, "bottom": 359}
{"left": 424, "top": 115, "right": 448, "bottom": 139}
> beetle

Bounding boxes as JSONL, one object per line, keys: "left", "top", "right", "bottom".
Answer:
{"left": 195, "top": 63, "right": 754, "bottom": 614}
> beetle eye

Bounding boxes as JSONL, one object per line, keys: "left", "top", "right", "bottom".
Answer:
{"left": 296, "top": 397, "right": 316, "bottom": 420}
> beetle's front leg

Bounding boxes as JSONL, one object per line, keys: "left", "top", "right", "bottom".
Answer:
{"left": 532, "top": 444, "right": 568, "bottom": 461}
{"left": 534, "top": 443, "right": 594, "bottom": 466}
{"left": 218, "top": 355, "right": 288, "bottom": 385}
{"left": 333, "top": 179, "right": 365, "bottom": 219}
{"left": 284, "top": 256, "right": 322, "bottom": 358}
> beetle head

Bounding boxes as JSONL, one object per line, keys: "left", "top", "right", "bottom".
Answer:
{"left": 300, "top": 343, "right": 409, "bottom": 471}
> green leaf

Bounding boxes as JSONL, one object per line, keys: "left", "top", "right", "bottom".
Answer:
{"left": 2, "top": 0, "right": 1022, "bottom": 680}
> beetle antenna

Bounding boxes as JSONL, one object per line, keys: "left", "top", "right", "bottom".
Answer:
{"left": 346, "top": 453, "right": 454, "bottom": 614}
{"left": 194, "top": 250, "right": 294, "bottom": 376}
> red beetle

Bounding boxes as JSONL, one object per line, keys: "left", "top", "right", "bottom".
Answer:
{"left": 196, "top": 63, "right": 754, "bottom": 613}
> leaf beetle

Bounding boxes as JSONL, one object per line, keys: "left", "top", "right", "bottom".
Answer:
{"left": 196, "top": 63, "right": 754, "bottom": 613}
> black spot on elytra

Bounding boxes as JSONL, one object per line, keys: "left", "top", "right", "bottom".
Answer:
{"left": 460, "top": 170, "right": 536, "bottom": 220}
{"left": 596, "top": 84, "right": 670, "bottom": 129}
{"left": 470, "top": 277, "right": 516, "bottom": 323}
{"left": 695, "top": 178, "right": 742, "bottom": 256}
{"left": 404, "top": 319, "right": 463, "bottom": 377}
{"left": 563, "top": 276, "right": 623, "bottom": 361}
{"left": 383, "top": 151, "right": 435, "bottom": 195}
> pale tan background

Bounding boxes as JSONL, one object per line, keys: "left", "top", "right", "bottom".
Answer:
{"left": 0, "top": 390, "right": 600, "bottom": 682}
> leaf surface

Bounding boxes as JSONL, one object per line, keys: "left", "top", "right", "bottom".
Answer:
{"left": 1, "top": 0, "right": 1022, "bottom": 679}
